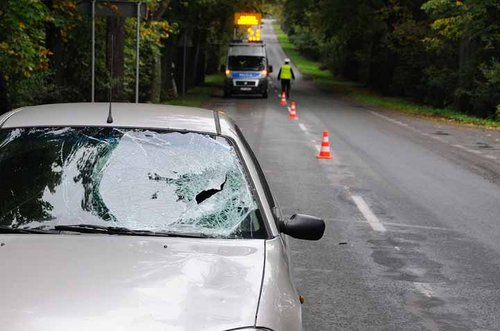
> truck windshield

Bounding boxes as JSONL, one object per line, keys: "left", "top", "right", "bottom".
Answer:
{"left": 228, "top": 56, "right": 265, "bottom": 71}
{"left": 0, "top": 127, "right": 267, "bottom": 239}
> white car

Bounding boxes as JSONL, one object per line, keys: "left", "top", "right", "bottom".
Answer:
{"left": 0, "top": 103, "right": 325, "bottom": 331}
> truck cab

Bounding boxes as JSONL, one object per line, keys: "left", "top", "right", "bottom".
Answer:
{"left": 221, "top": 41, "right": 273, "bottom": 98}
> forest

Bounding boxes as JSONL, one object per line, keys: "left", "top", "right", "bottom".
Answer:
{"left": 278, "top": 0, "right": 499, "bottom": 118}
{"left": 0, "top": 0, "right": 498, "bottom": 119}
{"left": 0, "top": 0, "right": 272, "bottom": 113}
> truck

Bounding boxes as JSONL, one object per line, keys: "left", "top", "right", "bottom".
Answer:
{"left": 221, "top": 41, "right": 273, "bottom": 98}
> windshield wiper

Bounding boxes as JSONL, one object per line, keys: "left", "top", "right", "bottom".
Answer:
{"left": 53, "top": 224, "right": 211, "bottom": 238}
{"left": 0, "top": 225, "right": 56, "bottom": 234}
{"left": 153, "top": 230, "right": 212, "bottom": 239}
{"left": 54, "top": 224, "right": 139, "bottom": 234}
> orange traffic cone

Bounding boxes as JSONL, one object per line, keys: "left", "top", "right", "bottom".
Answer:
{"left": 289, "top": 101, "right": 298, "bottom": 119}
{"left": 280, "top": 92, "right": 287, "bottom": 106}
{"left": 316, "top": 130, "right": 333, "bottom": 159}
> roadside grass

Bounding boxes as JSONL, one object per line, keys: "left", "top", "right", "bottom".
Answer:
{"left": 273, "top": 23, "right": 332, "bottom": 82}
{"left": 347, "top": 92, "right": 500, "bottom": 127}
{"left": 164, "top": 73, "right": 223, "bottom": 108}
{"left": 272, "top": 23, "right": 500, "bottom": 128}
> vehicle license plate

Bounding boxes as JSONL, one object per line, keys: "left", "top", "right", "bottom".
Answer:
{"left": 240, "top": 87, "right": 251, "bottom": 91}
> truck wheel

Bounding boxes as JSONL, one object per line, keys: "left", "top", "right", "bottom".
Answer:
{"left": 224, "top": 89, "right": 231, "bottom": 98}
{"left": 262, "top": 91, "right": 268, "bottom": 99}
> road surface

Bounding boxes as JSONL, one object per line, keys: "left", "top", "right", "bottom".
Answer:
{"left": 207, "top": 20, "right": 500, "bottom": 330}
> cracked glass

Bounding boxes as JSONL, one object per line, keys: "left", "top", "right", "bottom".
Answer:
{"left": 0, "top": 127, "right": 266, "bottom": 239}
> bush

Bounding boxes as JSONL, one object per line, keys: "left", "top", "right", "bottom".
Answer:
{"left": 423, "top": 66, "right": 458, "bottom": 108}
{"left": 289, "top": 30, "right": 320, "bottom": 60}
{"left": 319, "top": 36, "right": 347, "bottom": 77}
{"left": 8, "top": 72, "right": 55, "bottom": 108}
{"left": 471, "top": 61, "right": 500, "bottom": 119}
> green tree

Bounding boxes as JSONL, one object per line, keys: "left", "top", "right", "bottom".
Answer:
{"left": 278, "top": 0, "right": 499, "bottom": 118}
{"left": 0, "top": 0, "right": 272, "bottom": 108}
{"left": 0, "top": 0, "right": 51, "bottom": 108}
{"left": 422, "top": 0, "right": 500, "bottom": 116}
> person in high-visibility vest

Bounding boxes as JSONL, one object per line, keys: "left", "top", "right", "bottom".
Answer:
{"left": 277, "top": 58, "right": 295, "bottom": 98}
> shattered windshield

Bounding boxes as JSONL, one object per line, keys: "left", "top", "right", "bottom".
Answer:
{"left": 0, "top": 127, "right": 266, "bottom": 239}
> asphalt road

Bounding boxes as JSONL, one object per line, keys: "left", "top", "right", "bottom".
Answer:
{"left": 207, "top": 20, "right": 500, "bottom": 331}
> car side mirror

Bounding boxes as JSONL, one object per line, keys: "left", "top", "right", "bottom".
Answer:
{"left": 280, "top": 214, "right": 325, "bottom": 240}
{"left": 268, "top": 65, "right": 273, "bottom": 73}
{"left": 220, "top": 64, "right": 226, "bottom": 73}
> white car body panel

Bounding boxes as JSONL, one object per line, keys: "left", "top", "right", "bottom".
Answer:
{"left": 256, "top": 237, "right": 302, "bottom": 331}
{"left": 0, "top": 235, "right": 265, "bottom": 331}
{"left": 0, "top": 103, "right": 309, "bottom": 330}
{"left": 1, "top": 103, "right": 217, "bottom": 133}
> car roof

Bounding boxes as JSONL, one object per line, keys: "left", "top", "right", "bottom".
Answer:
{"left": 0, "top": 103, "right": 236, "bottom": 136}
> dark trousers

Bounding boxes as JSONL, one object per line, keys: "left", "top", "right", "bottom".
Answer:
{"left": 281, "top": 79, "right": 291, "bottom": 98}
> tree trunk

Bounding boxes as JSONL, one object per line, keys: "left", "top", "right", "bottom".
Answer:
{"left": 458, "top": 35, "right": 472, "bottom": 89}
{"left": 176, "top": 30, "right": 193, "bottom": 95}
{"left": 455, "top": 31, "right": 473, "bottom": 111}
{"left": 193, "top": 29, "right": 207, "bottom": 85}
{"left": 44, "top": 0, "right": 64, "bottom": 92}
{"left": 150, "top": 53, "right": 161, "bottom": 103}
{"left": 147, "top": 0, "right": 171, "bottom": 102}
{"left": 0, "top": 71, "right": 10, "bottom": 114}
{"left": 161, "top": 42, "right": 178, "bottom": 100}
{"left": 106, "top": 17, "right": 126, "bottom": 101}
{"left": 192, "top": 37, "right": 201, "bottom": 85}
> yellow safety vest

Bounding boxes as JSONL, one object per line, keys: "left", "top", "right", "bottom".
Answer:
{"left": 280, "top": 65, "right": 292, "bottom": 79}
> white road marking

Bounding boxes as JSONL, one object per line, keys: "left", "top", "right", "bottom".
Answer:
{"left": 297, "top": 123, "right": 321, "bottom": 153}
{"left": 383, "top": 221, "right": 450, "bottom": 231}
{"left": 369, "top": 111, "right": 411, "bottom": 128}
{"left": 394, "top": 246, "right": 401, "bottom": 251}
{"left": 432, "top": 136, "right": 446, "bottom": 143}
{"left": 414, "top": 282, "right": 434, "bottom": 298}
{"left": 292, "top": 118, "right": 323, "bottom": 155}
{"left": 294, "top": 267, "right": 334, "bottom": 273}
{"left": 351, "top": 195, "right": 387, "bottom": 232}
{"left": 319, "top": 217, "right": 454, "bottom": 233}
{"left": 369, "top": 110, "right": 500, "bottom": 164}
{"left": 452, "top": 144, "right": 481, "bottom": 154}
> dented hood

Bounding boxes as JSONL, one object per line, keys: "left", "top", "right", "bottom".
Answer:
{"left": 0, "top": 235, "right": 265, "bottom": 331}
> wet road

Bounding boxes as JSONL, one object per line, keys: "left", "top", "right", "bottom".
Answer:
{"left": 207, "top": 20, "right": 500, "bottom": 330}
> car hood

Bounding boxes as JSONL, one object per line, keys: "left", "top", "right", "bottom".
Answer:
{"left": 0, "top": 235, "right": 265, "bottom": 331}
